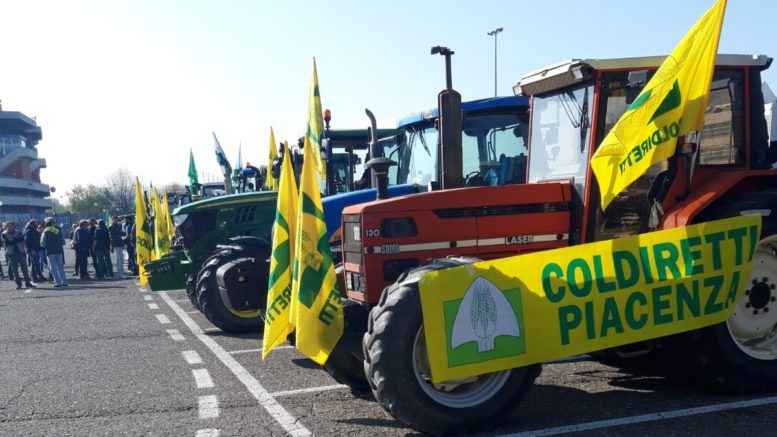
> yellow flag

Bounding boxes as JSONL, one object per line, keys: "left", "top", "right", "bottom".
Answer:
{"left": 262, "top": 144, "right": 298, "bottom": 358}
{"left": 306, "top": 59, "right": 326, "bottom": 181}
{"left": 265, "top": 128, "right": 279, "bottom": 191}
{"left": 162, "top": 193, "right": 175, "bottom": 244}
{"left": 591, "top": 0, "right": 727, "bottom": 210}
{"left": 289, "top": 136, "right": 343, "bottom": 365}
{"left": 151, "top": 187, "right": 170, "bottom": 259}
{"left": 134, "top": 178, "right": 154, "bottom": 287}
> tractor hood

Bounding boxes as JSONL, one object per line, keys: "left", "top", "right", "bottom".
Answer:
{"left": 343, "top": 182, "right": 573, "bottom": 216}
{"left": 173, "top": 191, "right": 277, "bottom": 216}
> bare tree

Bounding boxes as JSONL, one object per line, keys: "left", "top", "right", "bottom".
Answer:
{"left": 160, "top": 182, "right": 185, "bottom": 194}
{"left": 106, "top": 168, "right": 135, "bottom": 215}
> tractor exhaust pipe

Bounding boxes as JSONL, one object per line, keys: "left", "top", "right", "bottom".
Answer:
{"left": 364, "top": 108, "right": 394, "bottom": 200}
{"left": 431, "top": 46, "right": 463, "bottom": 189}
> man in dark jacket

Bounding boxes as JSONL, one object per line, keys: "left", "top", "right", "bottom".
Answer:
{"left": 3, "top": 222, "right": 33, "bottom": 289}
{"left": 73, "top": 220, "right": 93, "bottom": 280}
{"left": 109, "top": 218, "right": 125, "bottom": 279}
{"left": 40, "top": 218, "right": 67, "bottom": 287}
{"left": 93, "top": 220, "right": 111, "bottom": 280}
{"left": 124, "top": 216, "right": 138, "bottom": 275}
{"left": 24, "top": 220, "right": 44, "bottom": 282}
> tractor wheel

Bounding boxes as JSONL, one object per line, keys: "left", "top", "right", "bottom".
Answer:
{"left": 363, "top": 258, "right": 541, "bottom": 435}
{"left": 197, "top": 244, "right": 269, "bottom": 333}
{"left": 185, "top": 272, "right": 200, "bottom": 310}
{"left": 324, "top": 300, "right": 369, "bottom": 392}
{"left": 679, "top": 190, "right": 777, "bottom": 393}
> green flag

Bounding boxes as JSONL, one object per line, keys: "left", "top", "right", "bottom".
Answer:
{"left": 188, "top": 149, "right": 199, "bottom": 193}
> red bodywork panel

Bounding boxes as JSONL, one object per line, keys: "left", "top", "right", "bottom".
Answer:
{"left": 342, "top": 182, "right": 573, "bottom": 304}
{"left": 662, "top": 168, "right": 777, "bottom": 228}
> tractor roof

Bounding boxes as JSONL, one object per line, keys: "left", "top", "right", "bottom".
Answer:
{"left": 515, "top": 54, "right": 773, "bottom": 97}
{"left": 172, "top": 190, "right": 277, "bottom": 216}
{"left": 397, "top": 95, "right": 529, "bottom": 128}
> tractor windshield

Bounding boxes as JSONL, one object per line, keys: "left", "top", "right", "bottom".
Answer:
{"left": 398, "top": 112, "right": 529, "bottom": 187}
{"left": 528, "top": 83, "right": 594, "bottom": 196}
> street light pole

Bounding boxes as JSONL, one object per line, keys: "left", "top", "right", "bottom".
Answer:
{"left": 487, "top": 27, "right": 503, "bottom": 97}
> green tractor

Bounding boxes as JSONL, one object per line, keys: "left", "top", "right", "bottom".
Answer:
{"left": 144, "top": 126, "right": 419, "bottom": 332}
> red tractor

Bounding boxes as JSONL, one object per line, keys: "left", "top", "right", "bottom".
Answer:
{"left": 338, "top": 53, "right": 777, "bottom": 434}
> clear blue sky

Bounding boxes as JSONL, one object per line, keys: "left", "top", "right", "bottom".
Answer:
{"left": 1, "top": 0, "right": 774, "bottom": 199}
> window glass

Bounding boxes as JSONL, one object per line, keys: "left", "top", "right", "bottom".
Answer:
{"left": 405, "top": 125, "right": 438, "bottom": 186}
{"left": 462, "top": 113, "right": 527, "bottom": 185}
{"left": 699, "top": 69, "right": 745, "bottom": 165}
{"left": 528, "top": 84, "right": 594, "bottom": 196}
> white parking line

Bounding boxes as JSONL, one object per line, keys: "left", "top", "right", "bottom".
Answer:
{"left": 167, "top": 329, "right": 185, "bottom": 342}
{"left": 143, "top": 295, "right": 153, "bottom": 301}
{"left": 155, "top": 314, "right": 171, "bottom": 324}
{"left": 195, "top": 429, "right": 220, "bottom": 437}
{"left": 159, "top": 291, "right": 312, "bottom": 437}
{"left": 193, "top": 368, "right": 215, "bottom": 389}
{"left": 271, "top": 384, "right": 348, "bottom": 398}
{"left": 148, "top": 303, "right": 159, "bottom": 310}
{"left": 229, "top": 346, "right": 292, "bottom": 355}
{"left": 182, "top": 350, "right": 203, "bottom": 365}
{"left": 198, "top": 395, "right": 219, "bottom": 419}
{"left": 499, "top": 395, "right": 777, "bottom": 437}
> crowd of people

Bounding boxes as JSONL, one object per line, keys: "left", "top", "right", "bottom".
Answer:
{"left": 0, "top": 216, "right": 138, "bottom": 289}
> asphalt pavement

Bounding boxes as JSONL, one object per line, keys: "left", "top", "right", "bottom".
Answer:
{"left": 2, "top": 255, "right": 777, "bottom": 436}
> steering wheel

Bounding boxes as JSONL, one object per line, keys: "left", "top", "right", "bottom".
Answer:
{"left": 464, "top": 170, "right": 487, "bottom": 187}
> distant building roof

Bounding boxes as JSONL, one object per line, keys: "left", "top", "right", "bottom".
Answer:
{"left": 0, "top": 111, "right": 43, "bottom": 146}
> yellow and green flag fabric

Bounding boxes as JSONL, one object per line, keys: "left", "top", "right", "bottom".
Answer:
{"left": 419, "top": 215, "right": 760, "bottom": 383}
{"left": 591, "top": 0, "right": 727, "bottom": 210}
{"left": 306, "top": 59, "right": 326, "bottom": 181}
{"left": 262, "top": 144, "right": 299, "bottom": 359}
{"left": 265, "top": 127, "right": 279, "bottom": 191}
{"left": 161, "top": 192, "right": 175, "bottom": 245}
{"left": 289, "top": 136, "right": 343, "bottom": 365}
{"left": 134, "top": 178, "right": 154, "bottom": 288}
{"left": 151, "top": 187, "right": 170, "bottom": 259}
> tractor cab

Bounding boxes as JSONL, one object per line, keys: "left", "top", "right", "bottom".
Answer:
{"left": 391, "top": 96, "right": 530, "bottom": 189}
{"left": 517, "top": 54, "right": 776, "bottom": 242}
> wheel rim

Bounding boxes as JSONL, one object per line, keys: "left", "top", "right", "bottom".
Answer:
{"left": 411, "top": 326, "right": 510, "bottom": 409}
{"left": 727, "top": 234, "right": 777, "bottom": 361}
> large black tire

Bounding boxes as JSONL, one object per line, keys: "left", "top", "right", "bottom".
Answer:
{"left": 363, "top": 258, "right": 541, "bottom": 435}
{"left": 197, "top": 244, "right": 269, "bottom": 333}
{"left": 674, "top": 189, "right": 777, "bottom": 393}
{"left": 323, "top": 300, "right": 370, "bottom": 391}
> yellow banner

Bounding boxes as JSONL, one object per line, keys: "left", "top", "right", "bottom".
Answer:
{"left": 262, "top": 144, "right": 298, "bottom": 359}
{"left": 419, "top": 216, "right": 760, "bottom": 383}
{"left": 134, "top": 178, "right": 154, "bottom": 287}
{"left": 151, "top": 187, "right": 170, "bottom": 259}
{"left": 591, "top": 0, "right": 726, "bottom": 210}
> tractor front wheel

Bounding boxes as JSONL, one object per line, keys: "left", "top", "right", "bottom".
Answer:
{"left": 323, "top": 301, "right": 369, "bottom": 391}
{"left": 197, "top": 244, "right": 269, "bottom": 333}
{"left": 363, "top": 259, "right": 540, "bottom": 435}
{"left": 690, "top": 191, "right": 777, "bottom": 392}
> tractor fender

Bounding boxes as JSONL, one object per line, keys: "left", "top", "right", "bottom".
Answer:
{"left": 226, "top": 235, "right": 270, "bottom": 252}
{"left": 662, "top": 170, "right": 777, "bottom": 228}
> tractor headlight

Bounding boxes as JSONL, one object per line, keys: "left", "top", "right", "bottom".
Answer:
{"left": 173, "top": 214, "right": 188, "bottom": 228}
